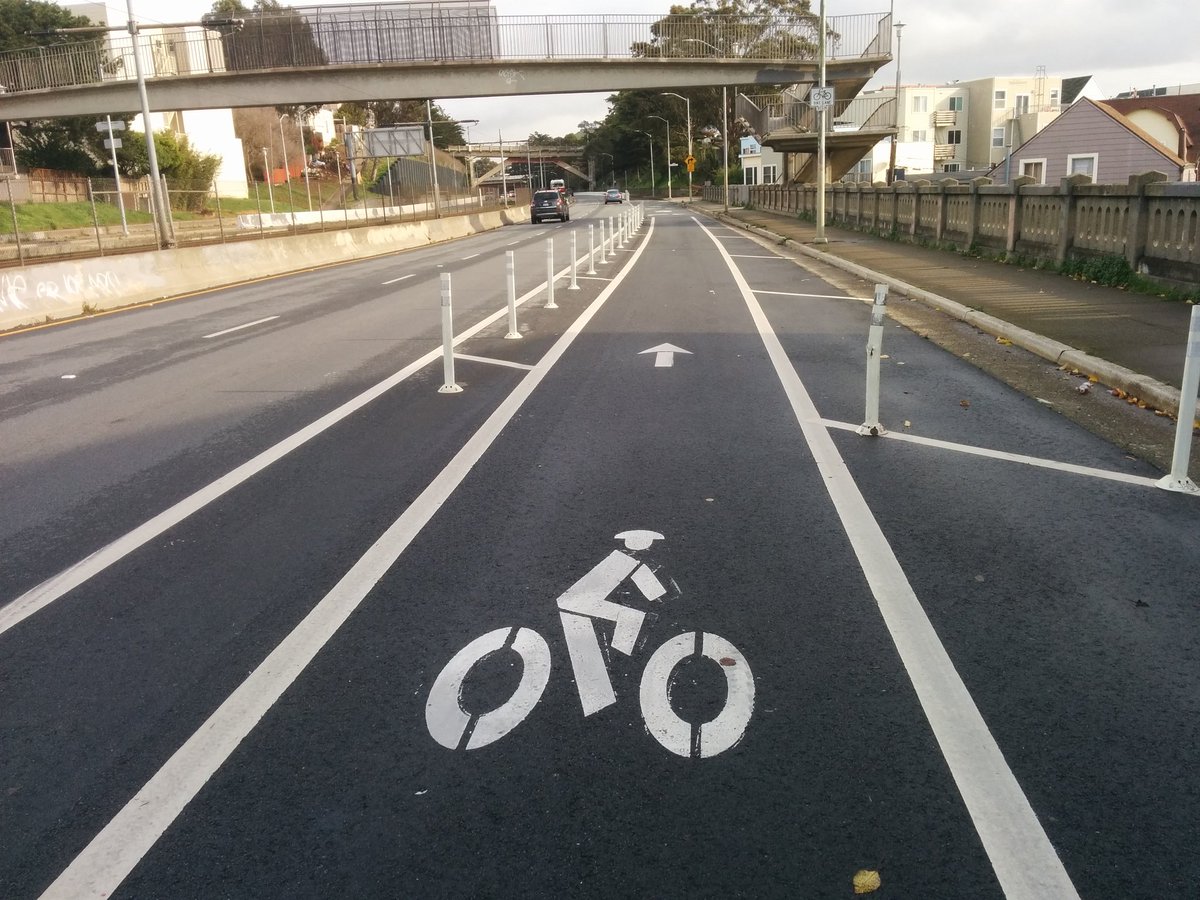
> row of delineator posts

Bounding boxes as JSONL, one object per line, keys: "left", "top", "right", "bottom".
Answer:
{"left": 861, "top": 285, "right": 1200, "bottom": 495}
{"left": 436, "top": 203, "right": 644, "bottom": 395}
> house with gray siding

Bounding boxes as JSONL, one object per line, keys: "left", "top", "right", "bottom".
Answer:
{"left": 989, "top": 98, "right": 1192, "bottom": 184}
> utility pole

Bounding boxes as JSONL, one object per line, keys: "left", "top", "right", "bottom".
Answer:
{"left": 887, "top": 21, "right": 906, "bottom": 185}
{"left": 815, "top": 0, "right": 828, "bottom": 243}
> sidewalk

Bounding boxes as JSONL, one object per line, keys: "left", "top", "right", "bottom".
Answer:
{"left": 688, "top": 200, "right": 1194, "bottom": 417}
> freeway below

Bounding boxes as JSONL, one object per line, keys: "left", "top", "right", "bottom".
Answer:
{"left": 1, "top": 193, "right": 1197, "bottom": 899}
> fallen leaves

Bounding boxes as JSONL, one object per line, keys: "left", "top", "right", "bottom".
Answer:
{"left": 996, "top": 336, "right": 1013, "bottom": 345}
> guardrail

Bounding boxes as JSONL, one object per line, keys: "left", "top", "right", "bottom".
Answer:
{"left": 0, "top": 10, "right": 890, "bottom": 93}
{"left": 740, "top": 172, "right": 1200, "bottom": 288}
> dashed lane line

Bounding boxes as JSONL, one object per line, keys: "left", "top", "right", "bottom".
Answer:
{"left": 201, "top": 316, "right": 280, "bottom": 339}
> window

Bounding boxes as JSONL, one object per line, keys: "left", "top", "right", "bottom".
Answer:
{"left": 992, "top": 127, "right": 1006, "bottom": 147}
{"left": 912, "top": 95, "right": 928, "bottom": 113}
{"left": 744, "top": 166, "right": 758, "bottom": 185}
{"left": 1049, "top": 89, "right": 1060, "bottom": 107}
{"left": 1015, "top": 94, "right": 1030, "bottom": 115}
{"left": 944, "top": 163, "right": 961, "bottom": 172}
{"left": 994, "top": 89, "right": 1006, "bottom": 109}
{"left": 910, "top": 129, "right": 928, "bottom": 142}
{"left": 947, "top": 129, "right": 962, "bottom": 144}
{"left": 1066, "top": 153, "right": 1098, "bottom": 179}
{"left": 1020, "top": 159, "right": 1046, "bottom": 183}
{"left": 948, "top": 96, "right": 964, "bottom": 111}
{"left": 762, "top": 165, "right": 778, "bottom": 184}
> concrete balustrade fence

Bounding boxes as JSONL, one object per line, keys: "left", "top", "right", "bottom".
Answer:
{"left": 709, "top": 173, "right": 1200, "bottom": 288}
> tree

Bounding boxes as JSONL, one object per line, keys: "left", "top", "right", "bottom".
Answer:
{"left": 203, "top": 0, "right": 328, "bottom": 72}
{"left": 117, "top": 131, "right": 220, "bottom": 210}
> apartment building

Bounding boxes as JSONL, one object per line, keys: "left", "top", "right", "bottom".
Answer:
{"left": 846, "top": 74, "right": 1071, "bottom": 181}
{"left": 68, "top": 3, "right": 248, "bottom": 198}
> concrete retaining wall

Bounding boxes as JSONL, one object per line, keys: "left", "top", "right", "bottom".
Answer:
{"left": 0, "top": 207, "right": 527, "bottom": 332}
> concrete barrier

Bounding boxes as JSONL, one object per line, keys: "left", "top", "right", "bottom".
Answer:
{"left": 0, "top": 207, "right": 527, "bottom": 332}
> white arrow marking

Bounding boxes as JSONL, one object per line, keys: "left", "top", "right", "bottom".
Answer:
{"left": 639, "top": 343, "right": 692, "bottom": 368}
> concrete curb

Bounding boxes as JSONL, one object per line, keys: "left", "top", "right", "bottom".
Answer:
{"left": 0, "top": 207, "right": 529, "bottom": 334}
{"left": 700, "top": 207, "right": 1188, "bottom": 418}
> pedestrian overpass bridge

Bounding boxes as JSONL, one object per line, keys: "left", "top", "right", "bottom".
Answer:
{"left": 0, "top": 8, "right": 893, "bottom": 121}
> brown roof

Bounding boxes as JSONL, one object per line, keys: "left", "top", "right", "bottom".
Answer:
{"left": 1103, "top": 94, "right": 1200, "bottom": 163}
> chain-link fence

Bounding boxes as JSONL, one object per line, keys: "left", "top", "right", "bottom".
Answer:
{"left": 0, "top": 167, "right": 529, "bottom": 266}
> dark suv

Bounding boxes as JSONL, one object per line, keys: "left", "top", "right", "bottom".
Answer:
{"left": 531, "top": 189, "right": 570, "bottom": 223}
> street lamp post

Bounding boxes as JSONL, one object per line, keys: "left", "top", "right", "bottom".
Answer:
{"left": 639, "top": 130, "right": 655, "bottom": 198}
{"left": 261, "top": 147, "right": 275, "bottom": 214}
{"left": 648, "top": 115, "right": 672, "bottom": 200}
{"left": 661, "top": 92, "right": 692, "bottom": 200}
{"left": 125, "top": 0, "right": 172, "bottom": 247}
{"left": 887, "top": 21, "right": 906, "bottom": 186}
{"left": 685, "top": 38, "right": 730, "bottom": 211}
{"left": 815, "top": 0, "right": 828, "bottom": 243}
{"left": 278, "top": 113, "right": 291, "bottom": 186}
{"left": 600, "top": 152, "right": 613, "bottom": 186}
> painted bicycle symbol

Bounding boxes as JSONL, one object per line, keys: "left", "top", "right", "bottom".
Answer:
{"left": 426, "top": 530, "right": 755, "bottom": 758}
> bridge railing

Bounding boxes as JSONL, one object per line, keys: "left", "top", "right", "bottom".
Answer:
{"left": 741, "top": 93, "right": 896, "bottom": 135}
{"left": 0, "top": 11, "right": 890, "bottom": 94}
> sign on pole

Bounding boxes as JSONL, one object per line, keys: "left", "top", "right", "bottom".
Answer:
{"left": 103, "top": 138, "right": 122, "bottom": 150}
{"left": 685, "top": 154, "right": 696, "bottom": 173}
{"left": 95, "top": 119, "right": 126, "bottom": 133}
{"left": 810, "top": 85, "right": 835, "bottom": 111}
{"left": 363, "top": 126, "right": 425, "bottom": 158}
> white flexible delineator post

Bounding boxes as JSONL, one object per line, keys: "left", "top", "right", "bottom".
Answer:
{"left": 569, "top": 230, "right": 581, "bottom": 290}
{"left": 587, "top": 224, "right": 597, "bottom": 275}
{"left": 545, "top": 237, "right": 558, "bottom": 309}
{"left": 438, "top": 273, "right": 462, "bottom": 393}
{"left": 857, "top": 283, "right": 888, "bottom": 436}
{"left": 504, "top": 250, "right": 521, "bottom": 340}
{"left": 1159, "top": 304, "right": 1200, "bottom": 494}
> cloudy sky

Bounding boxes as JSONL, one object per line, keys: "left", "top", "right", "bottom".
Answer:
{"left": 103, "top": 0, "right": 1197, "bottom": 138}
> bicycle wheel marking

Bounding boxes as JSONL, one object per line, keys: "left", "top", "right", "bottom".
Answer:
{"left": 425, "top": 626, "right": 551, "bottom": 751}
{"left": 639, "top": 632, "right": 755, "bottom": 759}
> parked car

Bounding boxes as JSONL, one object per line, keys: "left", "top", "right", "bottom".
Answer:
{"left": 604, "top": 188, "right": 624, "bottom": 204}
{"left": 531, "top": 189, "right": 570, "bottom": 223}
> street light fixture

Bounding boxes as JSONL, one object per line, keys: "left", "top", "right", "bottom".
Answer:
{"left": 639, "top": 130, "right": 655, "bottom": 198}
{"left": 684, "top": 39, "right": 730, "bottom": 210}
{"left": 661, "top": 92, "right": 692, "bottom": 200}
{"left": 647, "top": 115, "right": 673, "bottom": 200}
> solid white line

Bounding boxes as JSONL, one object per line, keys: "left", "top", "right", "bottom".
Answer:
{"left": 821, "top": 419, "right": 1159, "bottom": 487}
{"left": 696, "top": 217, "right": 1080, "bottom": 900}
{"left": 729, "top": 254, "right": 780, "bottom": 259}
{"left": 0, "top": 260, "right": 585, "bottom": 641}
{"left": 39, "top": 217, "right": 659, "bottom": 900}
{"left": 755, "top": 289, "right": 872, "bottom": 301}
{"left": 381, "top": 274, "right": 415, "bottom": 285}
{"left": 455, "top": 353, "right": 535, "bottom": 371}
{"left": 201, "top": 316, "right": 280, "bottom": 339}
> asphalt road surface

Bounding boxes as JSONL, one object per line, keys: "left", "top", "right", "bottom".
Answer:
{"left": 1, "top": 194, "right": 1198, "bottom": 899}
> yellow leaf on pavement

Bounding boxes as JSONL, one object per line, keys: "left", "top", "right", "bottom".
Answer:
{"left": 853, "top": 869, "right": 882, "bottom": 894}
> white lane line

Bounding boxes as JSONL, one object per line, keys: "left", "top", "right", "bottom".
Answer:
{"left": 0, "top": 258, "right": 588, "bottom": 640}
{"left": 697, "top": 217, "right": 1081, "bottom": 900}
{"left": 461, "top": 253, "right": 480, "bottom": 261}
{"left": 455, "top": 353, "right": 535, "bottom": 371}
{"left": 201, "top": 316, "right": 280, "bottom": 339}
{"left": 381, "top": 274, "right": 415, "bottom": 285}
{"left": 822, "top": 419, "right": 1160, "bottom": 487}
{"left": 505, "top": 241, "right": 520, "bottom": 246}
{"left": 755, "top": 289, "right": 873, "bottom": 301}
{"left": 39, "top": 218, "right": 658, "bottom": 900}
{"left": 730, "top": 254, "right": 782, "bottom": 259}
{"left": 577, "top": 276, "right": 612, "bottom": 282}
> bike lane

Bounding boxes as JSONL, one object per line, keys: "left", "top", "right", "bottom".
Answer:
{"left": 59, "top": 210, "right": 1018, "bottom": 897}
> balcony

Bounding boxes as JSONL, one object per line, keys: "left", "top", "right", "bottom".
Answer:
{"left": 933, "top": 110, "right": 957, "bottom": 127}
{"left": 933, "top": 143, "right": 957, "bottom": 161}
